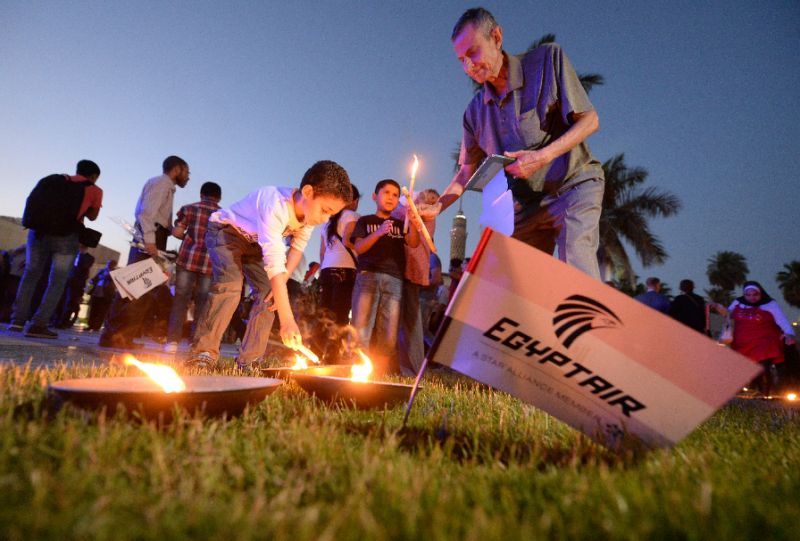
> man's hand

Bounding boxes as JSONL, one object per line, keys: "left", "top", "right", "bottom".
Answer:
{"left": 504, "top": 148, "right": 553, "bottom": 179}
{"left": 417, "top": 201, "right": 442, "bottom": 221}
{"left": 143, "top": 243, "right": 159, "bottom": 258}
{"left": 172, "top": 224, "right": 187, "bottom": 239}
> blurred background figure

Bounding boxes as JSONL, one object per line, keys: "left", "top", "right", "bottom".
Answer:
{"left": 396, "top": 188, "right": 439, "bottom": 375}
{"left": 53, "top": 244, "right": 95, "bottom": 328}
{"left": 163, "top": 181, "right": 221, "bottom": 354}
{"left": 100, "top": 156, "right": 189, "bottom": 349}
{"left": 86, "top": 259, "right": 118, "bottom": 331}
{"left": 635, "top": 276, "right": 671, "bottom": 314}
{"left": 727, "top": 281, "right": 796, "bottom": 396}
{"left": 0, "top": 245, "right": 26, "bottom": 323}
{"left": 668, "top": 279, "right": 707, "bottom": 334}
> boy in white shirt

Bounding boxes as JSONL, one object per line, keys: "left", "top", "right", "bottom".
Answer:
{"left": 187, "top": 160, "right": 352, "bottom": 369}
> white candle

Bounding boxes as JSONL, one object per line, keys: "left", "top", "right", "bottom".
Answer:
{"left": 401, "top": 186, "right": 437, "bottom": 254}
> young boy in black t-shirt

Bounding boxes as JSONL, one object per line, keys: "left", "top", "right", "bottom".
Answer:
{"left": 350, "top": 179, "right": 421, "bottom": 374}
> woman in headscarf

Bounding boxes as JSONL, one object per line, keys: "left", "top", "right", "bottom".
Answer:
{"left": 728, "top": 281, "right": 796, "bottom": 396}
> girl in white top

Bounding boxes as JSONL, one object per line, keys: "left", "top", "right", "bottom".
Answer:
{"left": 316, "top": 186, "right": 361, "bottom": 361}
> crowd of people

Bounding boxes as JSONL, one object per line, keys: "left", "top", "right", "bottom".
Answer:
{"left": 1, "top": 8, "right": 796, "bottom": 386}
{"left": 631, "top": 276, "right": 797, "bottom": 396}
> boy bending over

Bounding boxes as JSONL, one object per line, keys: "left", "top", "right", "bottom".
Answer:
{"left": 188, "top": 161, "right": 352, "bottom": 369}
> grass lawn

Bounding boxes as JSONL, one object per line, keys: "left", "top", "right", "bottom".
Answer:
{"left": 1, "top": 361, "right": 799, "bottom": 540}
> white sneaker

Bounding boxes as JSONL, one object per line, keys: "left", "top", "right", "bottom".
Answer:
{"left": 163, "top": 342, "right": 179, "bottom": 354}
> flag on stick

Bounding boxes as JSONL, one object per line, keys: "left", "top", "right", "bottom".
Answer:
{"left": 406, "top": 229, "right": 760, "bottom": 448}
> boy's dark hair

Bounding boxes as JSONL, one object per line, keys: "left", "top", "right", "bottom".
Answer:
{"left": 449, "top": 258, "right": 463, "bottom": 270}
{"left": 374, "top": 178, "right": 401, "bottom": 194}
{"left": 300, "top": 160, "right": 352, "bottom": 201}
{"left": 325, "top": 185, "right": 361, "bottom": 247}
{"left": 200, "top": 181, "right": 222, "bottom": 200}
{"left": 76, "top": 159, "right": 101, "bottom": 178}
{"left": 162, "top": 155, "right": 187, "bottom": 174}
{"left": 452, "top": 7, "right": 499, "bottom": 41}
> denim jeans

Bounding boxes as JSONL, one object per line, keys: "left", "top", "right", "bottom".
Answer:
{"left": 166, "top": 266, "right": 212, "bottom": 343}
{"left": 397, "top": 281, "right": 424, "bottom": 375}
{"left": 513, "top": 178, "right": 604, "bottom": 279}
{"left": 11, "top": 230, "right": 79, "bottom": 328}
{"left": 350, "top": 270, "right": 403, "bottom": 374}
{"left": 192, "top": 223, "right": 274, "bottom": 363}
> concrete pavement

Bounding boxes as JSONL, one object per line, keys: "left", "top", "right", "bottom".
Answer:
{"left": 0, "top": 326, "right": 242, "bottom": 368}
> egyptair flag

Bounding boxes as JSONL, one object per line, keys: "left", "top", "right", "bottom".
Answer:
{"left": 424, "top": 229, "right": 760, "bottom": 448}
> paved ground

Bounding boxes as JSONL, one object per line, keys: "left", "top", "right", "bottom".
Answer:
{"left": 0, "top": 326, "right": 243, "bottom": 368}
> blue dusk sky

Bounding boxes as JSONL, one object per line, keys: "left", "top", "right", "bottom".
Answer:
{"left": 1, "top": 1, "right": 798, "bottom": 319}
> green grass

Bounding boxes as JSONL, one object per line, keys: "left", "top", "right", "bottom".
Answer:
{"left": 1, "top": 362, "right": 799, "bottom": 540}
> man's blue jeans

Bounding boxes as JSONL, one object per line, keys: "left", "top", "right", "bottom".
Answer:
{"left": 166, "top": 266, "right": 212, "bottom": 343}
{"left": 350, "top": 270, "right": 402, "bottom": 374}
{"left": 11, "top": 230, "right": 79, "bottom": 328}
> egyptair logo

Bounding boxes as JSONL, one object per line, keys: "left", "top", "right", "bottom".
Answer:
{"left": 552, "top": 294, "right": 622, "bottom": 348}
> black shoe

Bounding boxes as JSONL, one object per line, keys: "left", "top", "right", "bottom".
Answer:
{"left": 24, "top": 326, "right": 58, "bottom": 339}
{"left": 6, "top": 323, "right": 23, "bottom": 332}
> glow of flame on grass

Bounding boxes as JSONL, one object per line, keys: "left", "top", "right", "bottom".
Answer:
{"left": 125, "top": 355, "right": 187, "bottom": 393}
{"left": 351, "top": 349, "right": 373, "bottom": 382}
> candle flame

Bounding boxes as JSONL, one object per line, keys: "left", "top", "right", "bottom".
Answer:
{"left": 125, "top": 355, "right": 186, "bottom": 393}
{"left": 411, "top": 154, "right": 419, "bottom": 181}
{"left": 351, "top": 349, "right": 373, "bottom": 382}
{"left": 291, "top": 343, "right": 320, "bottom": 364}
{"left": 290, "top": 354, "right": 310, "bottom": 370}
{"left": 787, "top": 392, "right": 798, "bottom": 402}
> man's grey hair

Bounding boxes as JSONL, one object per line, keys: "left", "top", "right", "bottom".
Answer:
{"left": 451, "top": 7, "right": 499, "bottom": 41}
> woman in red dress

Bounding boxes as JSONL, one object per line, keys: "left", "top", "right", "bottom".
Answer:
{"left": 728, "top": 281, "right": 796, "bottom": 396}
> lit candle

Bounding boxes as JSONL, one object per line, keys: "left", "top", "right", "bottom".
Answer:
{"left": 292, "top": 343, "right": 320, "bottom": 364}
{"left": 401, "top": 186, "right": 437, "bottom": 254}
{"left": 404, "top": 154, "right": 419, "bottom": 233}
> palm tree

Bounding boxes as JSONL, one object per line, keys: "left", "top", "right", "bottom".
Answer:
{"left": 706, "top": 251, "right": 748, "bottom": 305}
{"left": 597, "top": 154, "right": 681, "bottom": 284}
{"left": 776, "top": 261, "right": 800, "bottom": 309}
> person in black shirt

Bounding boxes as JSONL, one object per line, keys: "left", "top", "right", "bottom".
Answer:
{"left": 669, "top": 279, "right": 707, "bottom": 334}
{"left": 350, "top": 179, "right": 421, "bottom": 374}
